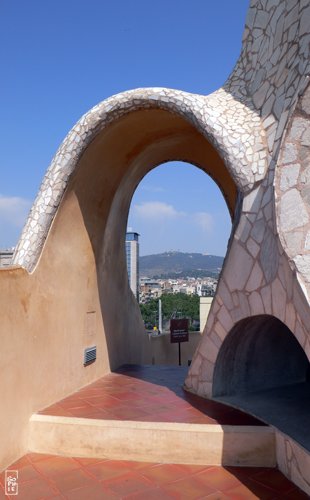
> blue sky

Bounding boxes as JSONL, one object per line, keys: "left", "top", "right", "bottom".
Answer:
{"left": 0, "top": 0, "right": 249, "bottom": 255}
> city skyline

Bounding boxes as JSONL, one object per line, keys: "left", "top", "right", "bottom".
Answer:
{"left": 128, "top": 162, "right": 231, "bottom": 256}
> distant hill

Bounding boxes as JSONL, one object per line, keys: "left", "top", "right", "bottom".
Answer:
{"left": 139, "top": 251, "right": 224, "bottom": 278}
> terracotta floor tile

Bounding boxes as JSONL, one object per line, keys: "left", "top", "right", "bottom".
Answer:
{"left": 195, "top": 466, "right": 241, "bottom": 491}
{"left": 49, "top": 467, "right": 97, "bottom": 493}
{"left": 74, "top": 457, "right": 108, "bottom": 467}
{"left": 33, "top": 456, "right": 80, "bottom": 477}
{"left": 124, "top": 486, "right": 175, "bottom": 499}
{"left": 162, "top": 474, "right": 216, "bottom": 498}
{"left": 85, "top": 396, "right": 120, "bottom": 408}
{"left": 0, "top": 485, "right": 7, "bottom": 500}
{"left": 64, "top": 407, "right": 97, "bottom": 418}
{"left": 121, "top": 461, "right": 158, "bottom": 471}
{"left": 251, "top": 468, "right": 296, "bottom": 493}
{"left": 170, "top": 399, "right": 193, "bottom": 409}
{"left": 39, "top": 365, "right": 265, "bottom": 426}
{"left": 13, "top": 463, "right": 43, "bottom": 484}
{"left": 284, "top": 487, "right": 310, "bottom": 499}
{"left": 180, "top": 464, "right": 212, "bottom": 475}
{"left": 79, "top": 409, "right": 110, "bottom": 419}
{"left": 44, "top": 496, "right": 64, "bottom": 500}
{"left": 104, "top": 406, "right": 151, "bottom": 420}
{"left": 82, "top": 392, "right": 109, "bottom": 400}
{"left": 64, "top": 482, "right": 118, "bottom": 500}
{"left": 201, "top": 493, "right": 231, "bottom": 500}
{"left": 102, "top": 471, "right": 154, "bottom": 496}
{"left": 225, "top": 467, "right": 280, "bottom": 500}
{"left": 13, "top": 477, "right": 59, "bottom": 500}
{"left": 121, "top": 399, "right": 154, "bottom": 410}
{"left": 113, "top": 391, "right": 146, "bottom": 401}
{"left": 141, "top": 463, "right": 189, "bottom": 485}
{"left": 85, "top": 460, "right": 133, "bottom": 481}
{"left": 58, "top": 396, "right": 85, "bottom": 404}
{"left": 224, "top": 482, "right": 276, "bottom": 499}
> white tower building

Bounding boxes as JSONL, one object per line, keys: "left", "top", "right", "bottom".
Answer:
{"left": 125, "top": 231, "right": 139, "bottom": 300}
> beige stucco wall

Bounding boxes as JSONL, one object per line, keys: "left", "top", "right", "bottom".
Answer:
{"left": 0, "top": 109, "right": 234, "bottom": 471}
{"left": 141, "top": 331, "right": 202, "bottom": 367}
{"left": 200, "top": 297, "right": 213, "bottom": 333}
{"left": 0, "top": 211, "right": 108, "bottom": 469}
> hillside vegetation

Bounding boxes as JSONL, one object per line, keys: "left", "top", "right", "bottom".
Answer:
{"left": 140, "top": 251, "right": 223, "bottom": 278}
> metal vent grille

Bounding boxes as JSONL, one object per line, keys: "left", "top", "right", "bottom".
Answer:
{"left": 84, "top": 346, "right": 96, "bottom": 366}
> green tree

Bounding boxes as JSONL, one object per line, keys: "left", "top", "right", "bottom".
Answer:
{"left": 140, "top": 293, "right": 199, "bottom": 330}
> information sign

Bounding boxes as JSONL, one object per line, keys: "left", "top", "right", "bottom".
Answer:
{"left": 170, "top": 318, "right": 189, "bottom": 344}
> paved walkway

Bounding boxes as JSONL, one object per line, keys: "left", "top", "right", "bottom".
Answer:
{"left": 216, "top": 381, "right": 310, "bottom": 451}
{"left": 1, "top": 453, "right": 307, "bottom": 499}
{"left": 2, "top": 367, "right": 308, "bottom": 497}
{"left": 38, "top": 365, "right": 264, "bottom": 425}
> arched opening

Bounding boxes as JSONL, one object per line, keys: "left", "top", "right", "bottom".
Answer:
{"left": 67, "top": 107, "right": 238, "bottom": 370}
{"left": 213, "top": 315, "right": 310, "bottom": 450}
{"left": 128, "top": 161, "right": 232, "bottom": 258}
{"left": 125, "top": 161, "right": 232, "bottom": 365}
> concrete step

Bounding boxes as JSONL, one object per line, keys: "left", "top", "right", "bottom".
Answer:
{"left": 29, "top": 414, "right": 275, "bottom": 467}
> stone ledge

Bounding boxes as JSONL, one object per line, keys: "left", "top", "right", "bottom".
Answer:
{"left": 29, "top": 414, "right": 275, "bottom": 467}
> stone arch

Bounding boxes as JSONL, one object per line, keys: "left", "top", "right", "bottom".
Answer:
{"left": 212, "top": 314, "right": 310, "bottom": 398}
{"left": 55, "top": 106, "right": 238, "bottom": 369}
{"left": 11, "top": 99, "right": 241, "bottom": 370}
{"left": 13, "top": 87, "right": 267, "bottom": 272}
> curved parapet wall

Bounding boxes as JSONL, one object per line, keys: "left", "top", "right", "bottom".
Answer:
{"left": 12, "top": 87, "right": 267, "bottom": 272}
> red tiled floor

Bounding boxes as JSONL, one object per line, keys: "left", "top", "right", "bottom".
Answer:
{"left": 0, "top": 485, "right": 8, "bottom": 500}
{"left": 222, "top": 483, "right": 265, "bottom": 499}
{"left": 162, "top": 473, "right": 217, "bottom": 498}
{"left": 102, "top": 471, "right": 154, "bottom": 496}
{"left": 249, "top": 468, "right": 296, "bottom": 493}
{"left": 38, "top": 365, "right": 265, "bottom": 426}
{"left": 284, "top": 488, "right": 310, "bottom": 499}
{"left": 48, "top": 467, "right": 96, "bottom": 493}
{"left": 85, "top": 460, "right": 134, "bottom": 481}
{"left": 125, "top": 486, "right": 175, "bottom": 500}
{"left": 194, "top": 466, "right": 241, "bottom": 491}
{"left": 33, "top": 456, "right": 80, "bottom": 477}
{"left": 140, "top": 463, "right": 191, "bottom": 485}
{"left": 65, "top": 482, "right": 118, "bottom": 500}
{"left": 1, "top": 453, "right": 307, "bottom": 499}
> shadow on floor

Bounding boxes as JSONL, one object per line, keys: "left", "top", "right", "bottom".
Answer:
{"left": 115, "top": 364, "right": 266, "bottom": 426}
{"left": 216, "top": 381, "right": 310, "bottom": 451}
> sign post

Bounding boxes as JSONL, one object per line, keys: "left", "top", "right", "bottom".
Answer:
{"left": 170, "top": 318, "right": 189, "bottom": 366}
